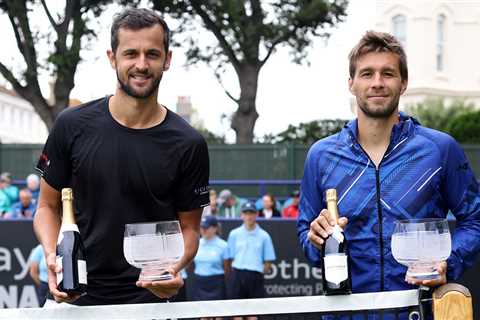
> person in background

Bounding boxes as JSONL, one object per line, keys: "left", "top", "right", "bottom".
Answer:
{"left": 26, "top": 174, "right": 41, "bottom": 203}
{"left": 258, "top": 193, "right": 280, "bottom": 219}
{"left": 192, "top": 215, "right": 228, "bottom": 312}
{"left": 282, "top": 190, "right": 300, "bottom": 219}
{"left": 29, "top": 244, "right": 49, "bottom": 307}
{"left": 0, "top": 172, "right": 16, "bottom": 215}
{"left": 0, "top": 180, "right": 11, "bottom": 216}
{"left": 218, "top": 189, "right": 243, "bottom": 218}
{"left": 0, "top": 172, "right": 19, "bottom": 203}
{"left": 227, "top": 201, "right": 276, "bottom": 320}
{"left": 4, "top": 188, "right": 36, "bottom": 219}
{"left": 202, "top": 189, "right": 219, "bottom": 216}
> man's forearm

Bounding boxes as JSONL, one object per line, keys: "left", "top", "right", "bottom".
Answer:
{"left": 176, "top": 226, "right": 200, "bottom": 272}
{"left": 33, "top": 205, "right": 61, "bottom": 257}
{"left": 176, "top": 209, "right": 202, "bottom": 273}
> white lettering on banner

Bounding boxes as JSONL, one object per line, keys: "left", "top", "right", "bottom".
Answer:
{"left": 264, "top": 282, "right": 325, "bottom": 296}
{"left": 0, "top": 247, "right": 12, "bottom": 272}
{"left": 14, "top": 248, "right": 31, "bottom": 280}
{"left": 18, "top": 285, "right": 38, "bottom": 307}
{"left": 264, "top": 258, "right": 322, "bottom": 280}
{"left": 0, "top": 285, "right": 16, "bottom": 308}
{"left": 0, "top": 285, "right": 39, "bottom": 308}
{"left": 316, "top": 282, "right": 323, "bottom": 293}
{"left": 312, "top": 267, "right": 322, "bottom": 278}
{"left": 0, "top": 247, "right": 32, "bottom": 280}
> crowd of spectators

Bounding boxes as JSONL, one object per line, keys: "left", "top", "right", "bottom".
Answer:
{"left": 1, "top": 173, "right": 298, "bottom": 221}
{"left": 204, "top": 188, "right": 300, "bottom": 220}
{"left": 0, "top": 172, "right": 40, "bottom": 219}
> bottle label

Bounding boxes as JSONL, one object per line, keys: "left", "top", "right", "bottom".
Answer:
{"left": 56, "top": 256, "right": 63, "bottom": 285}
{"left": 324, "top": 254, "right": 348, "bottom": 285}
{"left": 78, "top": 260, "right": 88, "bottom": 285}
{"left": 57, "top": 224, "right": 80, "bottom": 244}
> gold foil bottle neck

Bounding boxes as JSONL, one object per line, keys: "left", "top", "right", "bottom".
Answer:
{"left": 61, "top": 188, "right": 76, "bottom": 225}
{"left": 325, "top": 188, "right": 339, "bottom": 222}
{"left": 62, "top": 188, "right": 73, "bottom": 202}
{"left": 326, "top": 189, "right": 337, "bottom": 202}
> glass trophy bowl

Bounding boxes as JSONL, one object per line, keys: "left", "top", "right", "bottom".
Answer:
{"left": 124, "top": 221, "right": 184, "bottom": 281}
{"left": 391, "top": 218, "right": 451, "bottom": 281}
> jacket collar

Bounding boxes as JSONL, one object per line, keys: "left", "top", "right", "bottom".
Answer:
{"left": 342, "top": 112, "right": 420, "bottom": 153}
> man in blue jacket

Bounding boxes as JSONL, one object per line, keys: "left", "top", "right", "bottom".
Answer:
{"left": 297, "top": 31, "right": 480, "bottom": 317}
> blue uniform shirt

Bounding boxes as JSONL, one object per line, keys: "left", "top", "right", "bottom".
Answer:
{"left": 29, "top": 245, "right": 48, "bottom": 283}
{"left": 194, "top": 236, "right": 228, "bottom": 276}
{"left": 227, "top": 224, "right": 276, "bottom": 273}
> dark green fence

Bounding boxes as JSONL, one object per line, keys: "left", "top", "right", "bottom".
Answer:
{"left": 1, "top": 143, "right": 479, "bottom": 198}
{"left": 0, "top": 144, "right": 43, "bottom": 181}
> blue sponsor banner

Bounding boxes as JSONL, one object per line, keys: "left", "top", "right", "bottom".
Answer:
{"left": 0, "top": 221, "right": 39, "bottom": 308}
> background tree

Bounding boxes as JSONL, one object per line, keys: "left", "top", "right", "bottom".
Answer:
{"left": 405, "top": 98, "right": 474, "bottom": 133}
{"left": 259, "top": 119, "right": 347, "bottom": 145}
{"left": 147, "top": 0, "right": 348, "bottom": 144}
{"left": 447, "top": 111, "right": 480, "bottom": 144}
{"left": 0, "top": 0, "right": 112, "bottom": 130}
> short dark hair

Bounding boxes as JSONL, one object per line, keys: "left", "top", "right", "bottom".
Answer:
{"left": 111, "top": 8, "right": 170, "bottom": 54}
{"left": 349, "top": 30, "right": 408, "bottom": 81}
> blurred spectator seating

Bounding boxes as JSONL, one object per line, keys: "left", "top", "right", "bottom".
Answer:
{"left": 217, "top": 189, "right": 246, "bottom": 218}
{"left": 258, "top": 193, "right": 281, "bottom": 219}
{"left": 282, "top": 190, "right": 300, "bottom": 219}
{"left": 26, "top": 173, "right": 40, "bottom": 204}
{"left": 4, "top": 188, "right": 36, "bottom": 219}
{"left": 202, "top": 188, "right": 219, "bottom": 216}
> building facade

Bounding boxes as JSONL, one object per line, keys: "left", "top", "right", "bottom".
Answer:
{"left": 0, "top": 86, "right": 48, "bottom": 144}
{"left": 175, "top": 95, "right": 205, "bottom": 129}
{"left": 375, "top": 0, "right": 480, "bottom": 108}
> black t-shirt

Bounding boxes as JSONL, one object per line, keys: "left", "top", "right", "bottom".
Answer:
{"left": 36, "top": 96, "right": 210, "bottom": 305}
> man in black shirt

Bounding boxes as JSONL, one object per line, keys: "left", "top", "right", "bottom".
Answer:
{"left": 34, "top": 8, "right": 210, "bottom": 306}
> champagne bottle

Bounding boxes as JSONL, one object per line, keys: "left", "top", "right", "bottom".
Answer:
{"left": 320, "top": 189, "right": 352, "bottom": 295}
{"left": 56, "top": 188, "right": 87, "bottom": 295}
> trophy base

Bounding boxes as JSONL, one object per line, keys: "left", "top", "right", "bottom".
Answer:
{"left": 139, "top": 264, "right": 173, "bottom": 281}
{"left": 407, "top": 267, "right": 440, "bottom": 281}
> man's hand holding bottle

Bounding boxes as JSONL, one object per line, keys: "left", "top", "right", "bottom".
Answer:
{"left": 308, "top": 208, "right": 349, "bottom": 248}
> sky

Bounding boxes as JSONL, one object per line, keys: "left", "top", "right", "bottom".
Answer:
{"left": 0, "top": 0, "right": 376, "bottom": 141}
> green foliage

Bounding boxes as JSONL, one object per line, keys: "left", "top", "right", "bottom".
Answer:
{"left": 406, "top": 97, "right": 480, "bottom": 143}
{"left": 0, "top": 0, "right": 114, "bottom": 129}
{"left": 150, "top": 0, "right": 349, "bottom": 68}
{"left": 259, "top": 119, "right": 348, "bottom": 145}
{"left": 405, "top": 98, "right": 475, "bottom": 133}
{"left": 447, "top": 111, "right": 480, "bottom": 143}
{"left": 195, "top": 127, "right": 226, "bottom": 145}
{"left": 145, "top": 0, "right": 348, "bottom": 143}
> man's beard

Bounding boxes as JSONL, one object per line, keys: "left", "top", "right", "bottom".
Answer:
{"left": 116, "top": 70, "right": 162, "bottom": 99}
{"left": 357, "top": 96, "right": 400, "bottom": 119}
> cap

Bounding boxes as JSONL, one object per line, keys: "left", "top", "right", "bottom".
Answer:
{"left": 217, "top": 189, "right": 233, "bottom": 205}
{"left": 241, "top": 201, "right": 257, "bottom": 213}
{"left": 200, "top": 215, "right": 218, "bottom": 228}
{"left": 291, "top": 190, "right": 300, "bottom": 197}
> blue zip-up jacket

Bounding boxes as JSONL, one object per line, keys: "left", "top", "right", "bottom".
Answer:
{"left": 297, "top": 114, "right": 480, "bottom": 309}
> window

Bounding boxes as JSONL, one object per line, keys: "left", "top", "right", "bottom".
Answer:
{"left": 436, "top": 14, "right": 446, "bottom": 72}
{"left": 392, "top": 14, "right": 407, "bottom": 48}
